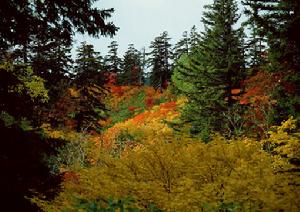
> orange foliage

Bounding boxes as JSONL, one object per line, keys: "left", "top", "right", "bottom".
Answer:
{"left": 239, "top": 71, "right": 285, "bottom": 136}
{"left": 61, "top": 171, "right": 79, "bottom": 183}
{"left": 101, "top": 100, "right": 179, "bottom": 150}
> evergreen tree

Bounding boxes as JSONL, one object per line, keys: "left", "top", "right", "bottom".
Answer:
{"left": 120, "top": 44, "right": 143, "bottom": 85}
{"left": 148, "top": 31, "right": 172, "bottom": 90}
{"left": 74, "top": 42, "right": 104, "bottom": 86}
{"left": 189, "top": 25, "right": 201, "bottom": 51}
{"left": 105, "top": 41, "right": 122, "bottom": 74}
{"left": 0, "top": 0, "right": 117, "bottom": 63}
{"left": 243, "top": 0, "right": 300, "bottom": 71}
{"left": 243, "top": 0, "right": 300, "bottom": 120}
{"left": 30, "top": 37, "right": 73, "bottom": 103}
{"left": 173, "top": 31, "right": 190, "bottom": 61}
{"left": 172, "top": 0, "right": 245, "bottom": 140}
{"left": 245, "top": 21, "right": 267, "bottom": 69}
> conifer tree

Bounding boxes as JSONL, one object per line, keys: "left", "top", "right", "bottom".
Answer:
{"left": 173, "top": 31, "right": 190, "bottom": 61}
{"left": 245, "top": 21, "right": 267, "bottom": 70}
{"left": 172, "top": 0, "right": 245, "bottom": 140}
{"left": 243, "top": 0, "right": 300, "bottom": 71}
{"left": 243, "top": 0, "right": 300, "bottom": 121}
{"left": 73, "top": 42, "right": 107, "bottom": 132}
{"left": 189, "top": 25, "right": 201, "bottom": 51}
{"left": 148, "top": 31, "right": 172, "bottom": 90}
{"left": 74, "top": 42, "right": 104, "bottom": 86}
{"left": 105, "top": 41, "right": 122, "bottom": 74}
{"left": 120, "top": 44, "right": 143, "bottom": 85}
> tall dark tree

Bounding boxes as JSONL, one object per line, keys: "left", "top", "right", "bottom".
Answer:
{"left": 30, "top": 37, "right": 73, "bottom": 104}
{"left": 243, "top": 0, "right": 300, "bottom": 120}
{"left": 189, "top": 25, "right": 201, "bottom": 51}
{"left": 105, "top": 41, "right": 122, "bottom": 74}
{"left": 0, "top": 0, "right": 117, "bottom": 62}
{"left": 172, "top": 31, "right": 190, "bottom": 61}
{"left": 0, "top": 1, "right": 117, "bottom": 210}
{"left": 172, "top": 0, "right": 245, "bottom": 140}
{"left": 245, "top": 21, "right": 267, "bottom": 69}
{"left": 120, "top": 44, "right": 143, "bottom": 85}
{"left": 148, "top": 31, "right": 172, "bottom": 90}
{"left": 74, "top": 42, "right": 104, "bottom": 86}
{"left": 243, "top": 0, "right": 300, "bottom": 71}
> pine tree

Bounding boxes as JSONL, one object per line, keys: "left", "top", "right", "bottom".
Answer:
{"left": 0, "top": 0, "right": 117, "bottom": 63}
{"left": 148, "top": 31, "right": 172, "bottom": 90}
{"left": 172, "top": 0, "right": 245, "bottom": 140}
{"left": 73, "top": 42, "right": 107, "bottom": 132}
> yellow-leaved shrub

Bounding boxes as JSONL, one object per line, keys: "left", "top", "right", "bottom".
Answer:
{"left": 33, "top": 126, "right": 299, "bottom": 211}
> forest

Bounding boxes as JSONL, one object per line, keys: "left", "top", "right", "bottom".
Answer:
{"left": 0, "top": 0, "right": 299, "bottom": 211}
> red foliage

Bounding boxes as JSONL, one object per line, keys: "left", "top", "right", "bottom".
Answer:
{"left": 111, "top": 86, "right": 124, "bottom": 96}
{"left": 128, "top": 106, "right": 138, "bottom": 112}
{"left": 145, "top": 98, "right": 154, "bottom": 108}
{"left": 104, "top": 72, "right": 117, "bottom": 85}
{"left": 160, "top": 101, "right": 177, "bottom": 110}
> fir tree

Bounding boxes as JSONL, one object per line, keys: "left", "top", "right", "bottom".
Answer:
{"left": 148, "top": 31, "right": 172, "bottom": 91}
{"left": 243, "top": 0, "right": 300, "bottom": 71}
{"left": 172, "top": 0, "right": 245, "bottom": 140}
{"left": 243, "top": 0, "right": 300, "bottom": 121}
{"left": 105, "top": 41, "right": 122, "bottom": 74}
{"left": 74, "top": 42, "right": 104, "bottom": 86}
{"left": 172, "top": 31, "right": 190, "bottom": 61}
{"left": 245, "top": 21, "right": 267, "bottom": 70}
{"left": 189, "top": 25, "right": 201, "bottom": 51}
{"left": 120, "top": 44, "right": 143, "bottom": 85}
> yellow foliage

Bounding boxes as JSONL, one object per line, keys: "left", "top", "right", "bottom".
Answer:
{"left": 34, "top": 133, "right": 299, "bottom": 211}
{"left": 101, "top": 99, "right": 179, "bottom": 150}
{"left": 265, "top": 117, "right": 300, "bottom": 165}
{"left": 68, "top": 87, "right": 80, "bottom": 98}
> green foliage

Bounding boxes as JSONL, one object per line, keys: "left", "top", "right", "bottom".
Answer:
{"left": 148, "top": 31, "right": 172, "bottom": 90}
{"left": 109, "top": 90, "right": 147, "bottom": 125}
{"left": 74, "top": 42, "right": 104, "bottom": 86}
{"left": 0, "top": 111, "right": 16, "bottom": 127}
{"left": 172, "top": 0, "right": 245, "bottom": 140}
{"left": 0, "top": 62, "right": 49, "bottom": 103}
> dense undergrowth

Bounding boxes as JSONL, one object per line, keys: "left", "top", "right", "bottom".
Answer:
{"left": 30, "top": 86, "right": 300, "bottom": 211}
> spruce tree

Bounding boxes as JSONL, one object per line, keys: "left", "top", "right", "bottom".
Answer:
{"left": 243, "top": 0, "right": 300, "bottom": 71}
{"left": 74, "top": 42, "right": 104, "bottom": 86}
{"left": 172, "top": 0, "right": 245, "bottom": 140}
{"left": 243, "top": 0, "right": 300, "bottom": 121}
{"left": 245, "top": 21, "right": 267, "bottom": 70}
{"left": 189, "top": 25, "right": 201, "bottom": 51}
{"left": 120, "top": 44, "right": 143, "bottom": 85}
{"left": 173, "top": 31, "right": 190, "bottom": 61}
{"left": 148, "top": 31, "right": 172, "bottom": 90}
{"left": 73, "top": 42, "right": 107, "bottom": 132}
{"left": 105, "top": 41, "right": 122, "bottom": 73}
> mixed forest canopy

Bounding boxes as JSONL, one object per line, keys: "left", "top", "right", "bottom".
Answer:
{"left": 0, "top": 0, "right": 299, "bottom": 211}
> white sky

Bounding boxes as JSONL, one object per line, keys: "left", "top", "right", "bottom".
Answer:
{"left": 73, "top": 0, "right": 244, "bottom": 58}
{"left": 72, "top": 0, "right": 213, "bottom": 57}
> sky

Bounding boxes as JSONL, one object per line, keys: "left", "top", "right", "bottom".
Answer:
{"left": 72, "top": 0, "right": 214, "bottom": 58}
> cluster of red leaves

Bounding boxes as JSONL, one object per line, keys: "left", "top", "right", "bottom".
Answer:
{"left": 145, "top": 97, "right": 154, "bottom": 108}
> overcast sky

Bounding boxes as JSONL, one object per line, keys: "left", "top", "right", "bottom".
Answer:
{"left": 73, "top": 0, "right": 240, "bottom": 58}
